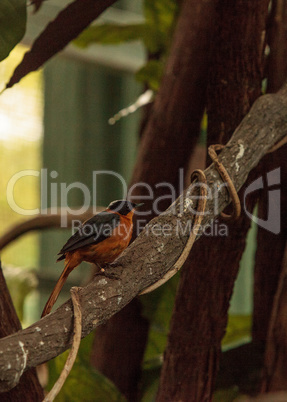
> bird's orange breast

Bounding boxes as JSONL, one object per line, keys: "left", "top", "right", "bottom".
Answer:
{"left": 73, "top": 214, "right": 134, "bottom": 264}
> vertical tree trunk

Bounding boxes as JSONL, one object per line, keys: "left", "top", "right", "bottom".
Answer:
{"left": 252, "top": 0, "right": 287, "bottom": 346}
{"left": 91, "top": 0, "right": 216, "bottom": 399}
{"left": 252, "top": 149, "right": 287, "bottom": 344}
{"left": 261, "top": 246, "right": 287, "bottom": 391}
{"left": 265, "top": 0, "right": 287, "bottom": 93}
{"left": 0, "top": 264, "right": 44, "bottom": 401}
{"left": 157, "top": 1, "right": 269, "bottom": 400}
{"left": 256, "top": 0, "right": 287, "bottom": 392}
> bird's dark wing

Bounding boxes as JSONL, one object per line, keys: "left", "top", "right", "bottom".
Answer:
{"left": 58, "top": 212, "right": 120, "bottom": 255}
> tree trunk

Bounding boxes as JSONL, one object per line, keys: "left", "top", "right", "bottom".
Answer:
{"left": 252, "top": 148, "right": 287, "bottom": 345}
{"left": 91, "top": 0, "right": 216, "bottom": 399}
{"left": 157, "top": 1, "right": 270, "bottom": 400}
{"left": 254, "top": 2, "right": 287, "bottom": 392}
{"left": 252, "top": 0, "right": 287, "bottom": 347}
{"left": 0, "top": 264, "right": 44, "bottom": 401}
{"left": 265, "top": 0, "right": 287, "bottom": 93}
{"left": 261, "top": 245, "right": 287, "bottom": 391}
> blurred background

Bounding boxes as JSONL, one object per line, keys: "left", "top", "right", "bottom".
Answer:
{"left": 0, "top": 0, "right": 146, "bottom": 324}
{"left": 0, "top": 1, "right": 258, "bottom": 399}
{"left": 0, "top": 0, "right": 255, "bottom": 333}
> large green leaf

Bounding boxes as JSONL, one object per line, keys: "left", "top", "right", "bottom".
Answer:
{"left": 213, "top": 387, "right": 239, "bottom": 402}
{"left": 0, "top": 0, "right": 26, "bottom": 62}
{"left": 222, "top": 314, "right": 252, "bottom": 349}
{"left": 144, "top": 0, "right": 178, "bottom": 47}
{"left": 48, "top": 333, "right": 126, "bottom": 401}
{"left": 74, "top": 23, "right": 163, "bottom": 54}
{"left": 141, "top": 272, "right": 179, "bottom": 363}
{"left": 74, "top": 0, "right": 178, "bottom": 55}
{"left": 5, "top": 0, "right": 117, "bottom": 90}
{"left": 74, "top": 23, "right": 147, "bottom": 47}
{"left": 139, "top": 273, "right": 179, "bottom": 400}
{"left": 135, "top": 60, "right": 164, "bottom": 91}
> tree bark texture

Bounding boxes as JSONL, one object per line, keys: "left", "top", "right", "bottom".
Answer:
{"left": 207, "top": 0, "right": 268, "bottom": 147}
{"left": 91, "top": 0, "right": 216, "bottom": 399}
{"left": 266, "top": 0, "right": 287, "bottom": 93}
{"left": 252, "top": 0, "right": 287, "bottom": 391}
{"left": 157, "top": 1, "right": 270, "bottom": 400}
{"left": 130, "top": 0, "right": 216, "bottom": 198}
{"left": 0, "top": 85, "right": 287, "bottom": 393}
{"left": 261, "top": 246, "right": 287, "bottom": 391}
{"left": 0, "top": 264, "right": 44, "bottom": 401}
{"left": 252, "top": 147, "right": 287, "bottom": 345}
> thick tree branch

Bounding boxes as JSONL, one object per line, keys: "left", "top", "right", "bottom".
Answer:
{"left": 0, "top": 208, "right": 104, "bottom": 251}
{"left": 0, "top": 85, "right": 287, "bottom": 392}
{"left": 0, "top": 264, "right": 44, "bottom": 400}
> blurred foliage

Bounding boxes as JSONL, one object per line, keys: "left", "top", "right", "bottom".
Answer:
{"left": 222, "top": 315, "right": 252, "bottom": 349}
{"left": 135, "top": 60, "right": 164, "bottom": 91}
{"left": 47, "top": 332, "right": 126, "bottom": 401}
{"left": 74, "top": 0, "right": 178, "bottom": 90}
{"left": 0, "top": 45, "right": 43, "bottom": 268}
{"left": 0, "top": 2, "right": 257, "bottom": 401}
{"left": 0, "top": 0, "right": 26, "bottom": 62}
{"left": 141, "top": 273, "right": 179, "bottom": 363}
{"left": 138, "top": 273, "right": 251, "bottom": 400}
{"left": 3, "top": 265, "right": 38, "bottom": 321}
{"left": 213, "top": 387, "right": 240, "bottom": 402}
{"left": 74, "top": 24, "right": 147, "bottom": 48}
{"left": 139, "top": 309, "right": 252, "bottom": 400}
{"left": 0, "top": 44, "right": 42, "bottom": 324}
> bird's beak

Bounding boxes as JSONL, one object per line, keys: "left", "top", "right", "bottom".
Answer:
{"left": 134, "top": 203, "right": 144, "bottom": 209}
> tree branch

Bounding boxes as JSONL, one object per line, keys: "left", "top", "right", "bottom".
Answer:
{"left": 1, "top": 85, "right": 287, "bottom": 392}
{"left": 0, "top": 264, "right": 44, "bottom": 399}
{"left": 0, "top": 208, "right": 104, "bottom": 251}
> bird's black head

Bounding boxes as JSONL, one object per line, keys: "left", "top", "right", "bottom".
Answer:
{"left": 107, "top": 200, "right": 144, "bottom": 215}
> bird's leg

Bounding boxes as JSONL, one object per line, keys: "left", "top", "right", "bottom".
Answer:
{"left": 93, "top": 263, "right": 104, "bottom": 272}
{"left": 99, "top": 263, "right": 110, "bottom": 272}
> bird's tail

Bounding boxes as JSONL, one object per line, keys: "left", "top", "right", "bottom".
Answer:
{"left": 41, "top": 255, "right": 78, "bottom": 317}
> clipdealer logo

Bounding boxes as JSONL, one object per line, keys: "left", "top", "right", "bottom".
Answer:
{"left": 5, "top": 167, "right": 282, "bottom": 235}
{"left": 244, "top": 168, "right": 281, "bottom": 234}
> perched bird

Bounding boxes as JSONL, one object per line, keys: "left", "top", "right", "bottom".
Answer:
{"left": 41, "top": 200, "right": 143, "bottom": 317}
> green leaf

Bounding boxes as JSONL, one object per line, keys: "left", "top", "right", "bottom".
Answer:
{"left": 144, "top": 0, "right": 178, "bottom": 27}
{"left": 213, "top": 387, "right": 239, "bottom": 402}
{"left": 143, "top": 0, "right": 178, "bottom": 54}
{"left": 0, "top": 0, "right": 26, "bottom": 62}
{"left": 74, "top": 0, "right": 179, "bottom": 55}
{"left": 222, "top": 315, "right": 252, "bottom": 349}
{"left": 141, "top": 272, "right": 179, "bottom": 363}
{"left": 144, "top": 0, "right": 178, "bottom": 47}
{"left": 74, "top": 23, "right": 147, "bottom": 47}
{"left": 139, "top": 274, "right": 179, "bottom": 400}
{"left": 140, "top": 366, "right": 160, "bottom": 402}
{"left": 47, "top": 333, "right": 126, "bottom": 402}
{"left": 135, "top": 60, "right": 164, "bottom": 91}
{"left": 5, "top": 0, "right": 116, "bottom": 90}
{"left": 74, "top": 23, "right": 163, "bottom": 54}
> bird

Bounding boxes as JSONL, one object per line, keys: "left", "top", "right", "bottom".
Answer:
{"left": 41, "top": 200, "right": 143, "bottom": 317}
